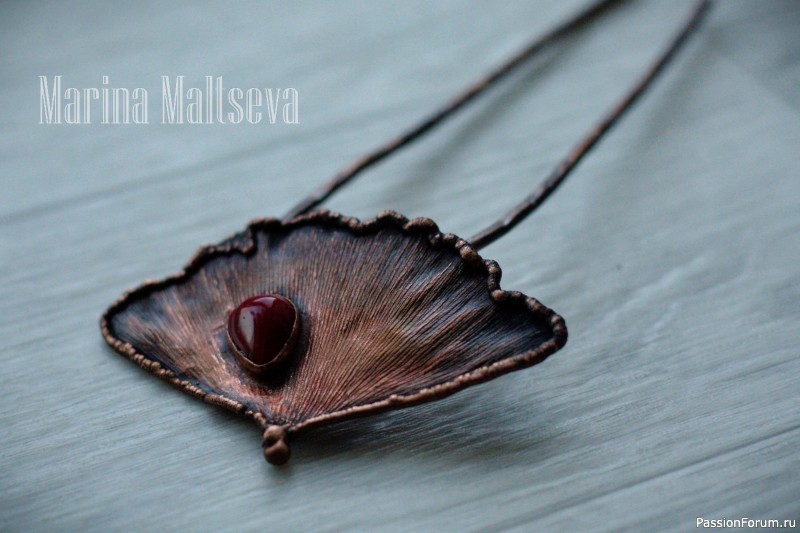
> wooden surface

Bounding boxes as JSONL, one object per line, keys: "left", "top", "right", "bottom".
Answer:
{"left": 1, "top": 1, "right": 798, "bottom": 531}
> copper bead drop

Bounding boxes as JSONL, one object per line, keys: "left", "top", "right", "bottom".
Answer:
{"left": 226, "top": 294, "right": 300, "bottom": 376}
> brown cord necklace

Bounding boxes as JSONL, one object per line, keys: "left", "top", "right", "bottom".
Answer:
{"left": 102, "top": 0, "right": 711, "bottom": 465}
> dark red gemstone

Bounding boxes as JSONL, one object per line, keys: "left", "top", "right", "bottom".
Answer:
{"left": 227, "top": 294, "right": 298, "bottom": 368}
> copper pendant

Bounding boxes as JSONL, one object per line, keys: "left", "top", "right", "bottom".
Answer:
{"left": 101, "top": 211, "right": 566, "bottom": 464}
{"left": 100, "top": 0, "right": 709, "bottom": 465}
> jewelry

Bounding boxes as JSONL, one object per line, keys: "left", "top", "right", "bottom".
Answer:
{"left": 101, "top": 0, "right": 710, "bottom": 465}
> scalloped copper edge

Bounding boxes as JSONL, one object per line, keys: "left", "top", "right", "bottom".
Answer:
{"left": 100, "top": 210, "right": 567, "bottom": 461}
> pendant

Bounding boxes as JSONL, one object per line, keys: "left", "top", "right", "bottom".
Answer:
{"left": 101, "top": 211, "right": 565, "bottom": 464}
{"left": 100, "top": 0, "right": 709, "bottom": 465}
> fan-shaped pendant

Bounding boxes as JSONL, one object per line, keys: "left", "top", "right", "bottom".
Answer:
{"left": 101, "top": 211, "right": 566, "bottom": 464}
{"left": 100, "top": 0, "right": 709, "bottom": 465}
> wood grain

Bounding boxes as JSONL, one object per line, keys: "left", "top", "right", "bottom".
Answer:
{"left": 1, "top": 0, "right": 798, "bottom": 531}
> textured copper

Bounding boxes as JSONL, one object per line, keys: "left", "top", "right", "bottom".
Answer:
{"left": 101, "top": 211, "right": 566, "bottom": 464}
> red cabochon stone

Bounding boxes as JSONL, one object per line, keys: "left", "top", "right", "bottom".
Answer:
{"left": 227, "top": 294, "right": 296, "bottom": 366}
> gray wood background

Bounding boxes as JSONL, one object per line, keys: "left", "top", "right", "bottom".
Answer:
{"left": 1, "top": 1, "right": 798, "bottom": 531}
